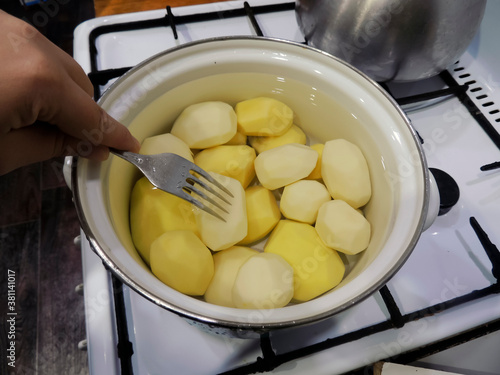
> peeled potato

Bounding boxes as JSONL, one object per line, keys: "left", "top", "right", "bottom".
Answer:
{"left": 265, "top": 220, "right": 345, "bottom": 302}
{"left": 130, "top": 177, "right": 198, "bottom": 265}
{"left": 235, "top": 97, "right": 293, "bottom": 136}
{"left": 194, "top": 145, "right": 256, "bottom": 189}
{"left": 249, "top": 124, "right": 307, "bottom": 154}
{"left": 170, "top": 101, "right": 237, "bottom": 149}
{"left": 140, "top": 133, "right": 194, "bottom": 162}
{"left": 204, "top": 246, "right": 258, "bottom": 307}
{"left": 315, "top": 199, "right": 371, "bottom": 255}
{"left": 239, "top": 185, "right": 281, "bottom": 245}
{"left": 305, "top": 143, "right": 324, "bottom": 180}
{"left": 322, "top": 139, "right": 371, "bottom": 208}
{"left": 150, "top": 230, "right": 214, "bottom": 296}
{"left": 254, "top": 143, "right": 318, "bottom": 190}
{"left": 195, "top": 172, "right": 247, "bottom": 251}
{"left": 280, "top": 180, "right": 331, "bottom": 224}
{"left": 232, "top": 252, "right": 294, "bottom": 309}
{"left": 225, "top": 130, "right": 247, "bottom": 145}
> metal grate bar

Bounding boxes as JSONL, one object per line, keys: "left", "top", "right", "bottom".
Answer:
{"left": 440, "top": 70, "right": 500, "bottom": 150}
{"left": 395, "top": 84, "right": 469, "bottom": 106}
{"left": 88, "top": 1, "right": 295, "bottom": 97}
{"left": 218, "top": 216, "right": 500, "bottom": 375}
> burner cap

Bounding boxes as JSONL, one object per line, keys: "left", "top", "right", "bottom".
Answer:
{"left": 429, "top": 168, "right": 460, "bottom": 215}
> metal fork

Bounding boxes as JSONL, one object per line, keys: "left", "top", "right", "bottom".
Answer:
{"left": 110, "top": 148, "right": 233, "bottom": 221}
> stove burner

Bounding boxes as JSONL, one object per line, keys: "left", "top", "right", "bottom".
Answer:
{"left": 429, "top": 168, "right": 460, "bottom": 215}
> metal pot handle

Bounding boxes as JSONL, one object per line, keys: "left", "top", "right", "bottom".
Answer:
{"left": 422, "top": 171, "right": 440, "bottom": 231}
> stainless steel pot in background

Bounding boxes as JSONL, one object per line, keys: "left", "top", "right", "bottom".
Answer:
{"left": 296, "top": 0, "right": 486, "bottom": 82}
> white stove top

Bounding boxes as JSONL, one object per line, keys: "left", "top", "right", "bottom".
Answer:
{"left": 73, "top": 1, "right": 500, "bottom": 374}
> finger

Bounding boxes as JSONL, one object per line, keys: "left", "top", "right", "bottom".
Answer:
{"left": 40, "top": 80, "right": 141, "bottom": 153}
{"left": 0, "top": 124, "right": 110, "bottom": 175}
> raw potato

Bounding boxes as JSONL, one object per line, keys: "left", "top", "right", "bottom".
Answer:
{"left": 130, "top": 177, "right": 198, "bottom": 265}
{"left": 232, "top": 252, "right": 294, "bottom": 309}
{"left": 305, "top": 143, "right": 324, "bottom": 180}
{"left": 170, "top": 101, "right": 237, "bottom": 148}
{"left": 239, "top": 185, "right": 281, "bottom": 245}
{"left": 129, "top": 98, "right": 374, "bottom": 309}
{"left": 235, "top": 97, "right": 293, "bottom": 136}
{"left": 249, "top": 124, "right": 307, "bottom": 154}
{"left": 322, "top": 139, "right": 371, "bottom": 208}
{"left": 140, "top": 133, "right": 194, "bottom": 162}
{"left": 195, "top": 172, "right": 248, "bottom": 251}
{"left": 265, "top": 220, "right": 345, "bottom": 302}
{"left": 315, "top": 200, "right": 371, "bottom": 255}
{"left": 280, "top": 180, "right": 331, "bottom": 224}
{"left": 205, "top": 246, "right": 259, "bottom": 307}
{"left": 225, "top": 130, "right": 247, "bottom": 145}
{"left": 194, "top": 145, "right": 256, "bottom": 189}
{"left": 150, "top": 230, "right": 214, "bottom": 296}
{"left": 254, "top": 143, "right": 318, "bottom": 190}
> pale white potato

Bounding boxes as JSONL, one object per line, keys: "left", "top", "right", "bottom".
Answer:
{"left": 254, "top": 143, "right": 318, "bottom": 190}
{"left": 232, "top": 252, "right": 294, "bottom": 309}
{"left": 315, "top": 199, "right": 371, "bottom": 255}
{"left": 140, "top": 133, "right": 194, "bottom": 162}
{"left": 195, "top": 172, "right": 247, "bottom": 251}
{"left": 204, "top": 246, "right": 259, "bottom": 307}
{"left": 321, "top": 139, "right": 371, "bottom": 208}
{"left": 170, "top": 101, "right": 237, "bottom": 149}
{"left": 280, "top": 180, "right": 331, "bottom": 224}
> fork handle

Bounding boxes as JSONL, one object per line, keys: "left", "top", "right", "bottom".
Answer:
{"left": 109, "top": 148, "right": 145, "bottom": 167}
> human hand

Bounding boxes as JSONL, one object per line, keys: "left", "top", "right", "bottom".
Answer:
{"left": 0, "top": 10, "right": 140, "bottom": 175}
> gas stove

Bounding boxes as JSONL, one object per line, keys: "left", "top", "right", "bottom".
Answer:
{"left": 72, "top": 1, "right": 500, "bottom": 374}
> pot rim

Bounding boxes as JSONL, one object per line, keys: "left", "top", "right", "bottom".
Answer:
{"left": 72, "top": 36, "right": 430, "bottom": 331}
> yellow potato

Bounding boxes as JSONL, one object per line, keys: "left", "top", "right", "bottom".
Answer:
{"left": 150, "top": 230, "right": 214, "bottom": 296}
{"left": 225, "top": 130, "right": 247, "bottom": 145}
{"left": 239, "top": 185, "right": 281, "bottom": 245}
{"left": 170, "top": 101, "right": 237, "bottom": 148}
{"left": 140, "top": 133, "right": 194, "bottom": 162}
{"left": 195, "top": 172, "right": 247, "bottom": 251}
{"left": 280, "top": 180, "right": 331, "bottom": 224}
{"left": 315, "top": 200, "right": 371, "bottom": 255}
{"left": 235, "top": 97, "right": 293, "bottom": 136}
{"left": 232, "top": 252, "right": 294, "bottom": 309}
{"left": 194, "top": 145, "right": 256, "bottom": 189}
{"left": 130, "top": 177, "right": 198, "bottom": 265}
{"left": 322, "top": 139, "right": 372, "bottom": 208}
{"left": 248, "top": 124, "right": 307, "bottom": 154}
{"left": 265, "top": 220, "right": 345, "bottom": 302}
{"left": 305, "top": 143, "right": 324, "bottom": 180}
{"left": 254, "top": 143, "right": 318, "bottom": 190}
{"left": 204, "top": 246, "right": 259, "bottom": 307}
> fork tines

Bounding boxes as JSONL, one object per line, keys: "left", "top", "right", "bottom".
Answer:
{"left": 184, "top": 165, "right": 234, "bottom": 222}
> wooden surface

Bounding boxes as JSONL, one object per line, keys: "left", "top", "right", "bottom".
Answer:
{"left": 0, "top": 161, "right": 88, "bottom": 375}
{"left": 94, "top": 0, "right": 231, "bottom": 17}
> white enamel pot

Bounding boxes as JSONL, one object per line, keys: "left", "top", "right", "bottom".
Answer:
{"left": 71, "top": 37, "right": 439, "bottom": 338}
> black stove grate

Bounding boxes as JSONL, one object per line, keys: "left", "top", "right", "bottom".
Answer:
{"left": 85, "top": 2, "right": 500, "bottom": 374}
